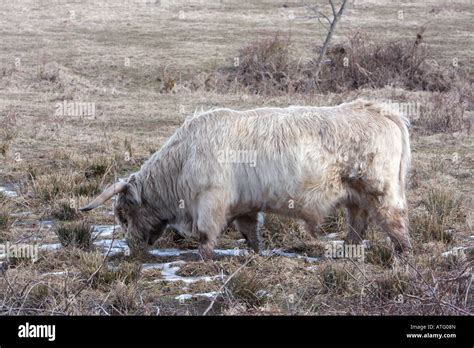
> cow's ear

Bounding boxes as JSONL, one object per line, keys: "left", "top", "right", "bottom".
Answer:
{"left": 124, "top": 175, "right": 142, "bottom": 207}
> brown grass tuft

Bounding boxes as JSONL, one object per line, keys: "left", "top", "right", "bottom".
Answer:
{"left": 226, "top": 269, "right": 268, "bottom": 308}
{"left": 56, "top": 221, "right": 93, "bottom": 249}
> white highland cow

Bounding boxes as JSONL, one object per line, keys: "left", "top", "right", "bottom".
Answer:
{"left": 81, "top": 99, "right": 411, "bottom": 259}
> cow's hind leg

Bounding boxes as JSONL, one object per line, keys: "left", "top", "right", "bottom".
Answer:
{"left": 345, "top": 204, "right": 369, "bottom": 244}
{"left": 368, "top": 189, "right": 412, "bottom": 253}
{"left": 233, "top": 212, "right": 263, "bottom": 253}
{"left": 373, "top": 205, "right": 411, "bottom": 253}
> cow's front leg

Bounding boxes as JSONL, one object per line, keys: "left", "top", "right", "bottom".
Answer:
{"left": 233, "top": 212, "right": 263, "bottom": 253}
{"left": 198, "top": 231, "right": 217, "bottom": 261}
{"left": 196, "top": 191, "right": 228, "bottom": 261}
{"left": 345, "top": 204, "right": 369, "bottom": 244}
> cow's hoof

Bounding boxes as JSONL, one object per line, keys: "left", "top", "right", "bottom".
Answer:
{"left": 198, "top": 246, "right": 214, "bottom": 261}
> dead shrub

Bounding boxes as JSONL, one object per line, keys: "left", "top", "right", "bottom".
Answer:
{"left": 316, "top": 31, "right": 454, "bottom": 93}
{"left": 73, "top": 179, "right": 101, "bottom": 197}
{"left": 108, "top": 281, "right": 140, "bottom": 315}
{"left": 24, "top": 283, "right": 52, "bottom": 308}
{"left": 37, "top": 61, "right": 60, "bottom": 83}
{"left": 317, "top": 262, "right": 353, "bottom": 295}
{"left": 31, "top": 172, "right": 75, "bottom": 202}
{"left": 56, "top": 221, "right": 93, "bottom": 249}
{"left": 84, "top": 163, "right": 109, "bottom": 179}
{"left": 319, "top": 209, "right": 346, "bottom": 235}
{"left": 371, "top": 269, "right": 414, "bottom": 301}
{"left": 0, "top": 109, "right": 19, "bottom": 158}
{"left": 260, "top": 214, "right": 309, "bottom": 250}
{"left": 366, "top": 243, "right": 394, "bottom": 268}
{"left": 425, "top": 189, "right": 464, "bottom": 222}
{"left": 77, "top": 251, "right": 141, "bottom": 288}
{"left": 0, "top": 198, "right": 12, "bottom": 233}
{"left": 175, "top": 262, "right": 220, "bottom": 277}
{"left": 226, "top": 269, "right": 268, "bottom": 308}
{"left": 410, "top": 189, "right": 464, "bottom": 244}
{"left": 52, "top": 200, "right": 78, "bottom": 221}
{"left": 414, "top": 83, "right": 471, "bottom": 134}
{"left": 213, "top": 31, "right": 465, "bottom": 98}
{"left": 219, "top": 34, "right": 294, "bottom": 95}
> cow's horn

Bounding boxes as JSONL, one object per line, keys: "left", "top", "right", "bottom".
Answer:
{"left": 79, "top": 181, "right": 127, "bottom": 211}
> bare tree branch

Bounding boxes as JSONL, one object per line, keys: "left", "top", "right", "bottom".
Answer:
{"left": 312, "top": 0, "right": 349, "bottom": 83}
{"left": 329, "top": 0, "right": 337, "bottom": 18}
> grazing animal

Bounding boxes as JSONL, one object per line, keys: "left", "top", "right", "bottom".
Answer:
{"left": 80, "top": 99, "right": 412, "bottom": 259}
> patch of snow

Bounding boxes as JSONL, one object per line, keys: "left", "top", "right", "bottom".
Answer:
{"left": 37, "top": 236, "right": 324, "bottom": 264}
{"left": 148, "top": 248, "right": 249, "bottom": 258}
{"left": 41, "top": 271, "right": 67, "bottom": 277}
{"left": 148, "top": 247, "right": 321, "bottom": 262}
{"left": 92, "top": 225, "right": 120, "bottom": 239}
{"left": 39, "top": 220, "right": 54, "bottom": 231}
{"left": 175, "top": 291, "right": 219, "bottom": 301}
{"left": 9, "top": 211, "right": 32, "bottom": 218}
{"left": 144, "top": 261, "right": 223, "bottom": 284}
{"left": 260, "top": 248, "right": 320, "bottom": 263}
{"left": 149, "top": 248, "right": 196, "bottom": 257}
{"left": 214, "top": 249, "right": 249, "bottom": 257}
{"left": 256, "top": 289, "right": 271, "bottom": 298}
{"left": 442, "top": 247, "right": 466, "bottom": 258}
{"left": 175, "top": 293, "right": 193, "bottom": 301}
{"left": 94, "top": 238, "right": 130, "bottom": 256}
{"left": 40, "top": 238, "right": 130, "bottom": 256}
{"left": 327, "top": 240, "right": 345, "bottom": 245}
{"left": 39, "top": 243, "right": 62, "bottom": 251}
{"left": 0, "top": 186, "right": 18, "bottom": 197}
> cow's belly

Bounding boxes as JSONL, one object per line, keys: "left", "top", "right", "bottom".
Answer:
{"left": 169, "top": 220, "right": 194, "bottom": 237}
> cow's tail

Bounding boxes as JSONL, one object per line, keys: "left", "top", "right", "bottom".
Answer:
{"left": 384, "top": 110, "right": 411, "bottom": 193}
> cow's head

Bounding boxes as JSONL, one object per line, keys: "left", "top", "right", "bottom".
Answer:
{"left": 79, "top": 175, "right": 168, "bottom": 247}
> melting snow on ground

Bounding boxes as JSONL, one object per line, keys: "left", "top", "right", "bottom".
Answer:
{"left": 39, "top": 236, "right": 323, "bottom": 263}
{"left": 149, "top": 247, "right": 319, "bottom": 262}
{"left": 92, "top": 225, "right": 120, "bottom": 239}
{"left": 0, "top": 186, "right": 18, "bottom": 198}
{"left": 175, "top": 291, "right": 219, "bottom": 301}
{"left": 442, "top": 247, "right": 466, "bottom": 258}
{"left": 39, "top": 220, "right": 55, "bottom": 231}
{"left": 39, "top": 243, "right": 62, "bottom": 251}
{"left": 93, "top": 238, "right": 130, "bottom": 256}
{"left": 143, "top": 261, "right": 223, "bottom": 283}
{"left": 261, "top": 249, "right": 321, "bottom": 263}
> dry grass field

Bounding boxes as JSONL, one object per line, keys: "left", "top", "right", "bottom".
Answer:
{"left": 0, "top": 0, "right": 472, "bottom": 315}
